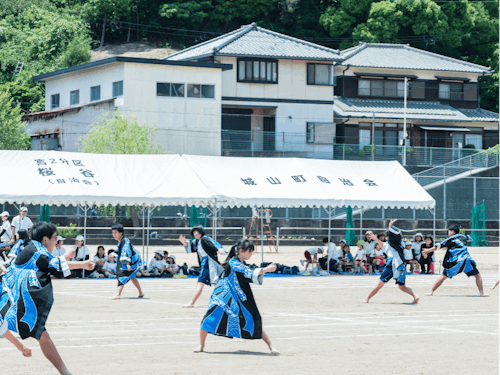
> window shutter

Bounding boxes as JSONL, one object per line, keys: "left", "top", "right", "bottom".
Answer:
{"left": 463, "top": 83, "right": 478, "bottom": 101}
{"left": 410, "top": 81, "right": 425, "bottom": 99}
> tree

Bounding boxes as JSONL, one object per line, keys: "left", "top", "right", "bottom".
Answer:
{"left": 79, "top": 109, "right": 165, "bottom": 235}
{"left": 0, "top": 90, "right": 31, "bottom": 150}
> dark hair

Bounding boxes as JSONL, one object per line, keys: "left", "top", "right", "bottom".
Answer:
{"left": 448, "top": 224, "right": 461, "bottom": 235}
{"left": 377, "top": 232, "right": 386, "bottom": 240}
{"left": 31, "top": 222, "right": 57, "bottom": 243}
{"left": 223, "top": 239, "right": 255, "bottom": 266}
{"left": 322, "top": 237, "right": 330, "bottom": 244}
{"left": 424, "top": 235, "right": 434, "bottom": 246}
{"left": 107, "top": 249, "right": 115, "bottom": 256}
{"left": 111, "top": 223, "right": 124, "bottom": 233}
{"left": 17, "top": 229, "right": 30, "bottom": 243}
{"left": 163, "top": 250, "right": 169, "bottom": 255}
{"left": 190, "top": 224, "right": 205, "bottom": 237}
{"left": 95, "top": 246, "right": 105, "bottom": 258}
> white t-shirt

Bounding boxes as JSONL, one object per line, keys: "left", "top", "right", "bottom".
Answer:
{"left": 94, "top": 255, "right": 108, "bottom": 264}
{"left": 103, "top": 261, "right": 117, "bottom": 273}
{"left": 404, "top": 248, "right": 413, "bottom": 260}
{"left": 1, "top": 220, "right": 12, "bottom": 243}
{"left": 356, "top": 249, "right": 365, "bottom": 261}
{"left": 52, "top": 246, "right": 67, "bottom": 257}
{"left": 166, "top": 263, "right": 179, "bottom": 274}
{"left": 306, "top": 247, "right": 321, "bottom": 256}
{"left": 364, "top": 241, "right": 376, "bottom": 256}
{"left": 374, "top": 248, "right": 384, "bottom": 257}
{"left": 11, "top": 216, "right": 33, "bottom": 235}
{"left": 72, "top": 245, "right": 90, "bottom": 261}
{"left": 412, "top": 242, "right": 423, "bottom": 259}
{"left": 147, "top": 258, "right": 166, "bottom": 272}
{"left": 325, "top": 243, "right": 339, "bottom": 261}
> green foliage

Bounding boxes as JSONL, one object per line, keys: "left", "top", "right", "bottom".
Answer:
{"left": 79, "top": 109, "right": 166, "bottom": 154}
{"left": 56, "top": 223, "right": 81, "bottom": 239}
{"left": 59, "top": 39, "right": 92, "bottom": 69}
{"left": 0, "top": 90, "right": 31, "bottom": 150}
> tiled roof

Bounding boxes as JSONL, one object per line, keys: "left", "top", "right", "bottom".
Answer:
{"left": 165, "top": 23, "right": 341, "bottom": 61}
{"left": 340, "top": 43, "right": 492, "bottom": 74}
{"left": 333, "top": 97, "right": 498, "bottom": 123}
{"left": 457, "top": 108, "right": 499, "bottom": 122}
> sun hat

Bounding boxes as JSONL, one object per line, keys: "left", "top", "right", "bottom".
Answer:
{"left": 0, "top": 211, "right": 9, "bottom": 217}
{"left": 56, "top": 235, "right": 66, "bottom": 242}
{"left": 20, "top": 207, "right": 28, "bottom": 212}
{"left": 339, "top": 239, "right": 347, "bottom": 244}
{"left": 155, "top": 249, "right": 163, "bottom": 256}
{"left": 168, "top": 255, "right": 176, "bottom": 261}
{"left": 75, "top": 235, "right": 85, "bottom": 241}
{"left": 405, "top": 240, "right": 412, "bottom": 246}
{"left": 356, "top": 240, "right": 365, "bottom": 246}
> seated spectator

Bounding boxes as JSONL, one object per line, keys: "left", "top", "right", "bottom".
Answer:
{"left": 147, "top": 250, "right": 167, "bottom": 277}
{"left": 370, "top": 237, "right": 387, "bottom": 273}
{"left": 404, "top": 240, "right": 418, "bottom": 273}
{"left": 0, "top": 211, "right": 13, "bottom": 255}
{"left": 103, "top": 251, "right": 117, "bottom": 278}
{"left": 51, "top": 236, "right": 67, "bottom": 257}
{"left": 354, "top": 240, "right": 367, "bottom": 274}
{"left": 364, "top": 231, "right": 376, "bottom": 274}
{"left": 92, "top": 246, "right": 108, "bottom": 277}
{"left": 318, "top": 238, "right": 339, "bottom": 273}
{"left": 163, "top": 250, "right": 169, "bottom": 263}
{"left": 302, "top": 246, "right": 323, "bottom": 272}
{"left": 338, "top": 245, "right": 354, "bottom": 273}
{"left": 6, "top": 229, "right": 30, "bottom": 264}
{"left": 70, "top": 235, "right": 91, "bottom": 278}
{"left": 163, "top": 255, "right": 180, "bottom": 277}
{"left": 419, "top": 235, "right": 434, "bottom": 274}
{"left": 412, "top": 233, "right": 424, "bottom": 264}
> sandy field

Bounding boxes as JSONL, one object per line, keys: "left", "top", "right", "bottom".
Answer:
{"left": 2, "top": 246, "right": 498, "bottom": 375}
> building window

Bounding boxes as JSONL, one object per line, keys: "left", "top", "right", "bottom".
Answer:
{"left": 358, "top": 79, "right": 406, "bottom": 98}
{"left": 306, "top": 122, "right": 336, "bottom": 144}
{"left": 465, "top": 133, "right": 482, "bottom": 149}
{"left": 112, "top": 81, "right": 123, "bottom": 97}
{"left": 307, "top": 64, "right": 334, "bottom": 85}
{"left": 90, "top": 85, "right": 101, "bottom": 101}
{"left": 237, "top": 58, "right": 278, "bottom": 83}
{"left": 50, "top": 94, "right": 60, "bottom": 109}
{"left": 187, "top": 84, "right": 215, "bottom": 98}
{"left": 156, "top": 83, "right": 185, "bottom": 97}
{"left": 306, "top": 123, "right": 315, "bottom": 143}
{"left": 439, "top": 83, "right": 464, "bottom": 100}
{"left": 70, "top": 90, "right": 79, "bottom": 105}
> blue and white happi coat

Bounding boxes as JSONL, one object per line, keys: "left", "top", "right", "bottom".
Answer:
{"left": 0, "top": 240, "right": 70, "bottom": 340}
{"left": 440, "top": 234, "right": 478, "bottom": 278}
{"left": 7, "top": 239, "right": 28, "bottom": 259}
{"left": 379, "top": 225, "right": 406, "bottom": 285}
{"left": 201, "top": 257, "right": 264, "bottom": 339}
{"left": 114, "top": 237, "right": 142, "bottom": 286}
{"left": 184, "top": 235, "right": 225, "bottom": 285}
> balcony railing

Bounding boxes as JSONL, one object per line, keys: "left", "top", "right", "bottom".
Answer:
{"left": 221, "top": 129, "right": 493, "bottom": 167}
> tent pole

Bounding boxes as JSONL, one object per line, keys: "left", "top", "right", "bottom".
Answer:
{"left": 83, "top": 202, "right": 88, "bottom": 279}
{"left": 261, "top": 207, "right": 264, "bottom": 265}
{"left": 433, "top": 207, "right": 436, "bottom": 240}
{"left": 213, "top": 199, "right": 217, "bottom": 241}
{"left": 360, "top": 206, "right": 363, "bottom": 238}
{"left": 327, "top": 206, "right": 332, "bottom": 274}
{"left": 146, "top": 205, "right": 151, "bottom": 264}
{"left": 142, "top": 205, "right": 145, "bottom": 262}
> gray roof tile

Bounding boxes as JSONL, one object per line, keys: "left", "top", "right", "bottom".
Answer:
{"left": 457, "top": 108, "right": 499, "bottom": 122}
{"left": 165, "top": 23, "right": 341, "bottom": 61}
{"left": 341, "top": 43, "right": 492, "bottom": 73}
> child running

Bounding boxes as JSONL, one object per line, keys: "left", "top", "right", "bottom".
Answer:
{"left": 195, "top": 239, "right": 279, "bottom": 354}
{"left": 110, "top": 223, "right": 144, "bottom": 299}
{"left": 422, "top": 224, "right": 488, "bottom": 297}
{"left": 364, "top": 219, "right": 419, "bottom": 304}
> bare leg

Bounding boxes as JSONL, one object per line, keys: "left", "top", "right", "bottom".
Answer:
{"left": 473, "top": 273, "right": 489, "bottom": 296}
{"left": 364, "top": 280, "right": 385, "bottom": 303}
{"left": 304, "top": 260, "right": 311, "bottom": 271}
{"left": 262, "top": 329, "right": 279, "bottom": 354}
{"left": 398, "top": 284, "right": 420, "bottom": 303}
{"left": 39, "top": 331, "right": 71, "bottom": 375}
{"left": 427, "top": 274, "right": 447, "bottom": 296}
{"left": 491, "top": 280, "right": 499, "bottom": 290}
{"left": 194, "top": 330, "right": 208, "bottom": 352}
{"left": 111, "top": 284, "right": 125, "bottom": 299}
{"left": 3, "top": 331, "right": 31, "bottom": 357}
{"left": 131, "top": 278, "right": 144, "bottom": 297}
{"left": 184, "top": 282, "right": 204, "bottom": 307}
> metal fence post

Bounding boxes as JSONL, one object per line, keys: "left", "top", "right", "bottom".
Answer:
{"left": 443, "top": 177, "right": 447, "bottom": 220}
{"left": 473, "top": 177, "right": 476, "bottom": 205}
{"left": 242, "top": 227, "right": 246, "bottom": 239}
{"left": 276, "top": 228, "right": 280, "bottom": 251}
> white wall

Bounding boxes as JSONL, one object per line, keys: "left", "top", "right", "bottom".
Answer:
{"left": 338, "top": 66, "right": 480, "bottom": 82}
{"left": 44, "top": 64, "right": 124, "bottom": 111}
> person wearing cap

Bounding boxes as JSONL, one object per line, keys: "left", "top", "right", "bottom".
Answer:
{"left": 146, "top": 250, "right": 167, "bottom": 277}
{"left": 11, "top": 207, "right": 33, "bottom": 241}
{"left": 422, "top": 223, "right": 488, "bottom": 297}
{"left": 51, "top": 236, "right": 67, "bottom": 257}
{"left": 354, "top": 240, "right": 367, "bottom": 274}
{"left": 70, "top": 235, "right": 91, "bottom": 278}
{"left": 412, "top": 232, "right": 424, "bottom": 265}
{"left": 0, "top": 211, "right": 13, "bottom": 249}
{"left": 103, "top": 250, "right": 117, "bottom": 278}
{"left": 364, "top": 231, "right": 376, "bottom": 274}
{"left": 338, "top": 244, "right": 354, "bottom": 273}
{"left": 403, "top": 240, "right": 418, "bottom": 273}
{"left": 364, "top": 219, "right": 420, "bottom": 304}
{"left": 164, "top": 254, "right": 180, "bottom": 277}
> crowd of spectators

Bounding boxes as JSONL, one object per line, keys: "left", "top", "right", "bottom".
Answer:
{"left": 302, "top": 230, "right": 437, "bottom": 275}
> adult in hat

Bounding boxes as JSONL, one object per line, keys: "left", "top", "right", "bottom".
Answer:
{"left": 0, "top": 211, "right": 12, "bottom": 248}
{"left": 52, "top": 236, "right": 67, "bottom": 257}
{"left": 70, "top": 235, "right": 91, "bottom": 278}
{"left": 11, "top": 207, "right": 33, "bottom": 241}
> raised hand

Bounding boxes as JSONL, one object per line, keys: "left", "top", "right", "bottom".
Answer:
{"left": 179, "top": 234, "right": 188, "bottom": 246}
{"left": 65, "top": 248, "right": 76, "bottom": 260}
{"left": 83, "top": 260, "right": 95, "bottom": 271}
{"left": 389, "top": 219, "right": 397, "bottom": 227}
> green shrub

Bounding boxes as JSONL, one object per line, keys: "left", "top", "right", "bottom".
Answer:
{"left": 56, "top": 223, "right": 80, "bottom": 239}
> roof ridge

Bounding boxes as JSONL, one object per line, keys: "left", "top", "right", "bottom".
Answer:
{"left": 350, "top": 98, "right": 446, "bottom": 106}
{"left": 162, "top": 26, "right": 247, "bottom": 60}
{"left": 252, "top": 25, "right": 340, "bottom": 55}
{"left": 214, "top": 23, "right": 255, "bottom": 53}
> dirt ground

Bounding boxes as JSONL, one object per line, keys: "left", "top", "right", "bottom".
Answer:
{"left": 2, "top": 246, "right": 499, "bottom": 375}
{"left": 91, "top": 42, "right": 179, "bottom": 61}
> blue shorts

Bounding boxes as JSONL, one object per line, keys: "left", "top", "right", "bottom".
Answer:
{"left": 380, "top": 258, "right": 406, "bottom": 285}
{"left": 198, "top": 258, "right": 211, "bottom": 286}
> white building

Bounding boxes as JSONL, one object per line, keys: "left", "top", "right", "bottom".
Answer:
{"left": 24, "top": 57, "right": 231, "bottom": 155}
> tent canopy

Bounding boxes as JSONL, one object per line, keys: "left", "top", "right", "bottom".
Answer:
{"left": 0, "top": 151, "right": 435, "bottom": 209}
